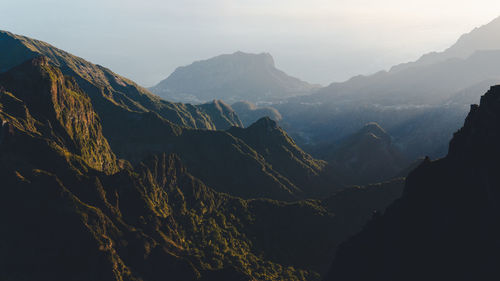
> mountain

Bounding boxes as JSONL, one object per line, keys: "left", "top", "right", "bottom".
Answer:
{"left": 0, "top": 58, "right": 405, "bottom": 280}
{"left": 231, "top": 101, "right": 282, "bottom": 127}
{"left": 0, "top": 30, "right": 241, "bottom": 131}
{"left": 0, "top": 56, "right": 118, "bottom": 173}
{"left": 197, "top": 100, "right": 243, "bottom": 130}
{"left": 117, "top": 115, "right": 340, "bottom": 201}
{"left": 391, "top": 16, "right": 500, "bottom": 72}
{"left": 312, "top": 123, "right": 410, "bottom": 185}
{"left": 0, "top": 30, "right": 339, "bottom": 201}
{"left": 325, "top": 85, "right": 500, "bottom": 281}
{"left": 150, "top": 51, "right": 318, "bottom": 104}
{"left": 275, "top": 16, "right": 500, "bottom": 159}
{"left": 227, "top": 117, "right": 339, "bottom": 197}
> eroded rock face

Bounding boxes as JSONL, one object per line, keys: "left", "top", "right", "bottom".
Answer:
{"left": 0, "top": 56, "right": 118, "bottom": 173}
{"left": 325, "top": 85, "right": 500, "bottom": 281}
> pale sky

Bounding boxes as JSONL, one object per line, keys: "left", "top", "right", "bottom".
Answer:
{"left": 2, "top": 0, "right": 500, "bottom": 86}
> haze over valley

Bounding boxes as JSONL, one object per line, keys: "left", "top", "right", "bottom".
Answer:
{"left": 2, "top": 2, "right": 500, "bottom": 281}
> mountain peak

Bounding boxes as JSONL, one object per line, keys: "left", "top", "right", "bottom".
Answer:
{"left": 150, "top": 51, "right": 315, "bottom": 103}
{"left": 197, "top": 99, "right": 243, "bottom": 129}
{"left": 249, "top": 116, "right": 279, "bottom": 131}
{"left": 390, "top": 15, "right": 500, "bottom": 73}
{"left": 359, "top": 122, "right": 387, "bottom": 137}
{"left": 448, "top": 84, "right": 500, "bottom": 158}
{"left": 326, "top": 84, "right": 500, "bottom": 281}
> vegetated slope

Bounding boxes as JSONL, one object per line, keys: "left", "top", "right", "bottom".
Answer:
{"left": 110, "top": 113, "right": 339, "bottom": 201}
{"left": 227, "top": 117, "right": 340, "bottom": 197}
{"left": 0, "top": 31, "right": 339, "bottom": 201}
{"left": 150, "top": 51, "right": 317, "bottom": 103}
{"left": 0, "top": 58, "right": 405, "bottom": 281}
{"left": 197, "top": 99, "right": 243, "bottom": 130}
{"left": 0, "top": 30, "right": 241, "bottom": 130}
{"left": 0, "top": 56, "right": 117, "bottom": 173}
{"left": 325, "top": 85, "right": 500, "bottom": 281}
{"left": 312, "top": 123, "right": 410, "bottom": 185}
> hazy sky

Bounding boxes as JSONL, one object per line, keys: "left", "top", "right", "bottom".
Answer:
{"left": 2, "top": 0, "right": 500, "bottom": 86}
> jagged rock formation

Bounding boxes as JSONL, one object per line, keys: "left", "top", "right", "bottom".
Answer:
{"left": 325, "top": 85, "right": 500, "bottom": 281}
{"left": 0, "top": 31, "right": 339, "bottom": 201}
{"left": 150, "top": 51, "right": 317, "bottom": 103}
{"left": 0, "top": 56, "right": 117, "bottom": 173}
{"left": 0, "top": 58, "right": 405, "bottom": 281}
{"left": 0, "top": 30, "right": 241, "bottom": 131}
{"left": 231, "top": 101, "right": 282, "bottom": 127}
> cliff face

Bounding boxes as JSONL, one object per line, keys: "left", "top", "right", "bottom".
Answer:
{"left": 0, "top": 31, "right": 340, "bottom": 202}
{"left": 0, "top": 57, "right": 406, "bottom": 281}
{"left": 325, "top": 86, "right": 500, "bottom": 281}
{"left": 0, "top": 30, "right": 242, "bottom": 131}
{"left": 0, "top": 56, "right": 117, "bottom": 173}
{"left": 0, "top": 58, "right": 325, "bottom": 281}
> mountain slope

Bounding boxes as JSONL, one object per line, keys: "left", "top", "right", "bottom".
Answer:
{"left": 0, "top": 60, "right": 405, "bottom": 280}
{"left": 151, "top": 51, "right": 317, "bottom": 103}
{"left": 313, "top": 123, "right": 410, "bottom": 185}
{"left": 227, "top": 117, "right": 339, "bottom": 197}
{"left": 0, "top": 30, "right": 241, "bottom": 131}
{"left": 0, "top": 31, "right": 338, "bottom": 201}
{"left": 0, "top": 56, "right": 117, "bottom": 173}
{"left": 276, "top": 16, "right": 500, "bottom": 159}
{"left": 113, "top": 115, "right": 339, "bottom": 201}
{"left": 197, "top": 100, "right": 243, "bottom": 130}
{"left": 325, "top": 85, "right": 500, "bottom": 281}
{"left": 391, "top": 16, "right": 500, "bottom": 72}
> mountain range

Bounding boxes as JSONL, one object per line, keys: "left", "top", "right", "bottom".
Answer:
{"left": 146, "top": 16, "right": 500, "bottom": 162}
{"left": 0, "top": 50, "right": 405, "bottom": 280}
{"left": 325, "top": 84, "right": 500, "bottom": 281}
{"left": 0, "top": 30, "right": 343, "bottom": 201}
{"left": 275, "top": 16, "right": 500, "bottom": 159}
{"left": 3, "top": 14, "right": 500, "bottom": 281}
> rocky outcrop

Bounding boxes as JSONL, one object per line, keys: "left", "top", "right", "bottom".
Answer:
{"left": 325, "top": 85, "right": 500, "bottom": 281}
{"left": 0, "top": 56, "right": 117, "bottom": 173}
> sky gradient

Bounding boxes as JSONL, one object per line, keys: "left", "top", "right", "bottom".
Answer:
{"left": 2, "top": 0, "right": 500, "bottom": 86}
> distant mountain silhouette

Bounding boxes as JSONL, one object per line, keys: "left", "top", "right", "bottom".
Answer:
{"left": 276, "top": 16, "right": 500, "bottom": 159}
{"left": 231, "top": 101, "right": 282, "bottom": 127}
{"left": 150, "top": 51, "right": 318, "bottom": 103}
{"left": 313, "top": 123, "right": 410, "bottom": 185}
{"left": 325, "top": 85, "right": 500, "bottom": 281}
{"left": 391, "top": 16, "right": 500, "bottom": 72}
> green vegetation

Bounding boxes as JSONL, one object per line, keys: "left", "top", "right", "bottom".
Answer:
{"left": 0, "top": 36, "right": 406, "bottom": 281}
